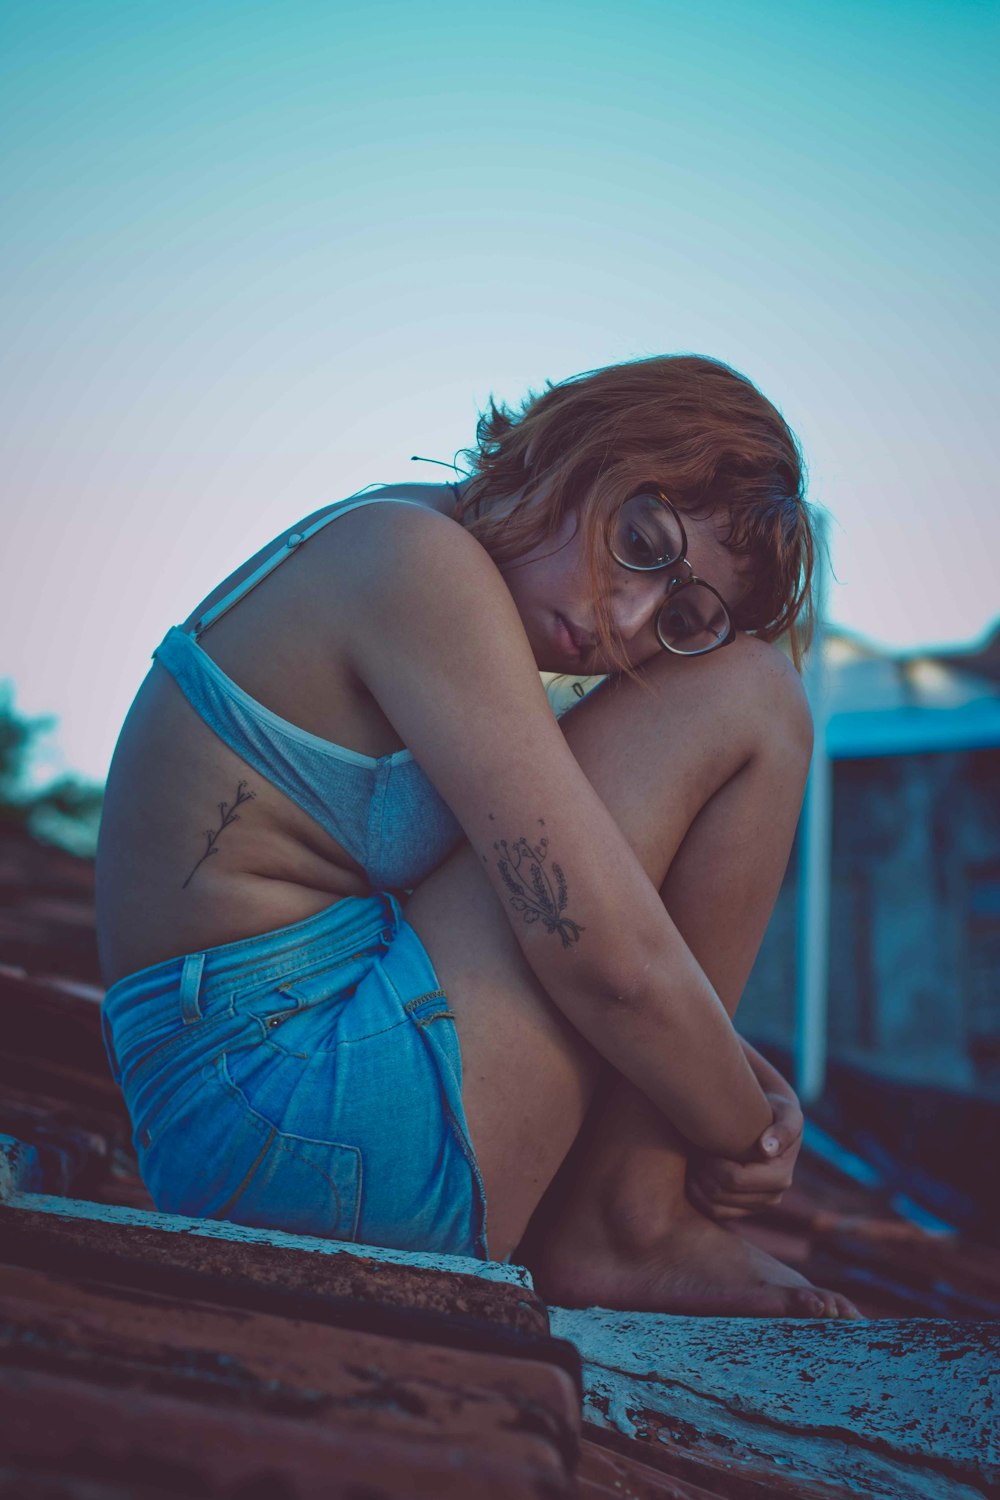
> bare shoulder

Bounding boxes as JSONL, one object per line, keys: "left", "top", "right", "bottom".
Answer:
{"left": 337, "top": 497, "right": 495, "bottom": 579}
{"left": 334, "top": 500, "right": 519, "bottom": 645}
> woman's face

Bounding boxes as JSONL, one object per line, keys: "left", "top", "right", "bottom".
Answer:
{"left": 496, "top": 497, "right": 750, "bottom": 675}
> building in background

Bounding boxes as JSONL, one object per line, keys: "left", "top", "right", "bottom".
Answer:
{"left": 740, "top": 625, "right": 1000, "bottom": 1097}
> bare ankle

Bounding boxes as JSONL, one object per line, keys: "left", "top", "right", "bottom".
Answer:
{"left": 597, "top": 1170, "right": 691, "bottom": 1257}
{"left": 532, "top": 1135, "right": 690, "bottom": 1261}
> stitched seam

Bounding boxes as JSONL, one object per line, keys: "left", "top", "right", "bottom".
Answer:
{"left": 404, "top": 989, "right": 447, "bottom": 1011}
{"left": 123, "top": 1013, "right": 234, "bottom": 1088}
{"left": 249, "top": 941, "right": 374, "bottom": 983}
{"left": 136, "top": 1080, "right": 196, "bottom": 1148}
{"left": 214, "top": 1055, "right": 359, "bottom": 1228}
{"left": 104, "top": 896, "right": 387, "bottom": 1005}
{"left": 439, "top": 1094, "right": 490, "bottom": 1259}
{"left": 210, "top": 941, "right": 380, "bottom": 1008}
{"left": 211, "top": 1121, "right": 346, "bottom": 1230}
{"left": 273, "top": 951, "right": 366, "bottom": 985}
{"left": 211, "top": 1127, "right": 275, "bottom": 1219}
{"left": 368, "top": 759, "right": 391, "bottom": 892}
{"left": 407, "top": 1012, "right": 490, "bottom": 1259}
{"left": 215, "top": 1053, "right": 355, "bottom": 1150}
{"left": 335, "top": 1017, "right": 409, "bottom": 1044}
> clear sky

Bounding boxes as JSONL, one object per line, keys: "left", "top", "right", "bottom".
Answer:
{"left": 2, "top": 0, "right": 998, "bottom": 785}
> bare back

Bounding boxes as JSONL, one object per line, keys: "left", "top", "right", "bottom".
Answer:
{"left": 95, "top": 483, "right": 456, "bottom": 987}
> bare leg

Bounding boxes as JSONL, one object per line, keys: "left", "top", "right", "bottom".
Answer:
{"left": 405, "top": 637, "right": 856, "bottom": 1315}
{"left": 517, "top": 756, "right": 857, "bottom": 1316}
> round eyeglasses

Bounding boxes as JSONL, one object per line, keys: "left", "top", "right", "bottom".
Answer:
{"left": 608, "top": 489, "right": 736, "bottom": 656}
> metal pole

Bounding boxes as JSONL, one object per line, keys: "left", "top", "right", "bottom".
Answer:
{"left": 794, "top": 510, "right": 832, "bottom": 1104}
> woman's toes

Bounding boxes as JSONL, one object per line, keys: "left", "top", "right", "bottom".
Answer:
{"left": 791, "top": 1287, "right": 827, "bottom": 1317}
{"left": 834, "top": 1291, "right": 864, "bottom": 1320}
{"left": 807, "top": 1287, "right": 864, "bottom": 1319}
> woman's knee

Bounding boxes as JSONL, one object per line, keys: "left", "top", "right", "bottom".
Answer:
{"left": 565, "top": 632, "right": 812, "bottom": 770}
{"left": 722, "top": 635, "right": 814, "bottom": 761}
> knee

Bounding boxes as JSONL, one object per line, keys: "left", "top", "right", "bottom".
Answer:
{"left": 636, "top": 632, "right": 814, "bottom": 762}
{"left": 732, "top": 635, "right": 814, "bottom": 764}
{"left": 561, "top": 633, "right": 814, "bottom": 780}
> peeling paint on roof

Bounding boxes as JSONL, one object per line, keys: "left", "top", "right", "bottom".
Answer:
{"left": 551, "top": 1307, "right": 1000, "bottom": 1500}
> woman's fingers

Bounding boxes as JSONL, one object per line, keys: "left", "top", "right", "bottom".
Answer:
{"left": 717, "top": 1158, "right": 791, "bottom": 1188}
{"left": 758, "top": 1091, "right": 804, "bottom": 1161}
{"left": 711, "top": 1189, "right": 785, "bottom": 1210}
{"left": 696, "top": 1156, "right": 794, "bottom": 1195}
{"left": 687, "top": 1181, "right": 752, "bottom": 1220}
{"left": 689, "top": 1094, "right": 803, "bottom": 1219}
{"left": 687, "top": 1178, "right": 785, "bottom": 1220}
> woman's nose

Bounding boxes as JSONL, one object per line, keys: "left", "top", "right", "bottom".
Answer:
{"left": 612, "top": 576, "right": 667, "bottom": 641}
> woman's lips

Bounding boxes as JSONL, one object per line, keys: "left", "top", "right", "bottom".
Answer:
{"left": 556, "top": 613, "right": 595, "bottom": 660}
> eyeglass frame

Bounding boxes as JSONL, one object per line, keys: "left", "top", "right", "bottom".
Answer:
{"left": 608, "top": 488, "right": 737, "bottom": 656}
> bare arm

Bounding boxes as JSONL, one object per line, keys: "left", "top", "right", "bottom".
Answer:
{"left": 345, "top": 506, "right": 772, "bottom": 1160}
{"left": 687, "top": 1038, "right": 804, "bottom": 1219}
{"left": 741, "top": 1038, "right": 797, "bottom": 1103}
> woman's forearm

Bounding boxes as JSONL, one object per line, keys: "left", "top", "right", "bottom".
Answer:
{"left": 554, "top": 928, "right": 774, "bottom": 1160}
{"left": 621, "top": 982, "right": 774, "bottom": 1159}
{"left": 740, "top": 1036, "right": 797, "bottom": 1101}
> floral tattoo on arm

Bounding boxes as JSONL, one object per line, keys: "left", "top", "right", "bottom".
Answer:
{"left": 182, "top": 779, "right": 256, "bottom": 889}
{"left": 493, "top": 821, "right": 584, "bottom": 948}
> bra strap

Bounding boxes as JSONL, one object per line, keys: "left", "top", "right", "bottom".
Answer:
{"left": 190, "top": 491, "right": 426, "bottom": 640}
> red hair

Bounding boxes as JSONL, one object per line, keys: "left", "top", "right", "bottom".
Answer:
{"left": 455, "top": 354, "right": 816, "bottom": 672}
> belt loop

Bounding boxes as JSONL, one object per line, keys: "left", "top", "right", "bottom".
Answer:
{"left": 179, "top": 953, "right": 206, "bottom": 1024}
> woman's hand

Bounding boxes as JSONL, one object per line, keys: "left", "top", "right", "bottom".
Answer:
{"left": 686, "top": 1088, "right": 804, "bottom": 1222}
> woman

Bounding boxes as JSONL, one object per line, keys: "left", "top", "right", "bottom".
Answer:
{"left": 96, "top": 353, "right": 860, "bottom": 1318}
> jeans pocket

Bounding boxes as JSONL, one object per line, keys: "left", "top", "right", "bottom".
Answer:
{"left": 210, "top": 1051, "right": 363, "bottom": 1240}
{"left": 255, "top": 954, "right": 379, "bottom": 1055}
{"left": 140, "top": 1051, "right": 362, "bottom": 1241}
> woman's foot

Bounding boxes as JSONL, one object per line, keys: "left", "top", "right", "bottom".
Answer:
{"left": 523, "top": 1194, "right": 862, "bottom": 1318}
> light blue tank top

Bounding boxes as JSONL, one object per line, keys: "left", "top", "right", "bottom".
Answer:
{"left": 151, "top": 493, "right": 464, "bottom": 891}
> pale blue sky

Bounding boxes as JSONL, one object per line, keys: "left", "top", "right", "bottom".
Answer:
{"left": 2, "top": 0, "right": 998, "bottom": 784}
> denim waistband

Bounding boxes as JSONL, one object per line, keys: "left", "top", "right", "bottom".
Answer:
{"left": 101, "top": 893, "right": 401, "bottom": 1071}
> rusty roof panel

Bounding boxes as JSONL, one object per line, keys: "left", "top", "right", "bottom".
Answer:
{"left": 577, "top": 1426, "right": 866, "bottom": 1500}
{"left": 0, "top": 831, "right": 99, "bottom": 985}
{"left": 3, "top": 1363, "right": 574, "bottom": 1499}
{"left": 0, "top": 965, "right": 108, "bottom": 1077}
{"left": 737, "top": 1166, "right": 1000, "bottom": 1320}
{"left": 576, "top": 1436, "right": 731, "bottom": 1498}
{"left": 0, "top": 1200, "right": 556, "bottom": 1348}
{"left": 1, "top": 1262, "right": 580, "bottom": 1463}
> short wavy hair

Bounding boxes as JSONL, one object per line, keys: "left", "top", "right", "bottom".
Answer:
{"left": 455, "top": 354, "right": 816, "bottom": 672}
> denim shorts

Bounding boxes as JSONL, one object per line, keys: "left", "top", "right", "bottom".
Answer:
{"left": 100, "top": 892, "right": 489, "bottom": 1259}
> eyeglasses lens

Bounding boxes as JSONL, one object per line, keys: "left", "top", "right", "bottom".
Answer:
{"left": 657, "top": 585, "right": 731, "bottom": 655}
{"left": 611, "top": 494, "right": 685, "bottom": 569}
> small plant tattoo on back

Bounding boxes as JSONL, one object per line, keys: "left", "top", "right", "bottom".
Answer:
{"left": 494, "top": 820, "right": 584, "bottom": 948}
{"left": 182, "top": 779, "right": 256, "bottom": 889}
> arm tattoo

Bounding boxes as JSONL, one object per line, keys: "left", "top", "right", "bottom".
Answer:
{"left": 493, "top": 828, "right": 584, "bottom": 948}
{"left": 182, "top": 779, "right": 256, "bottom": 889}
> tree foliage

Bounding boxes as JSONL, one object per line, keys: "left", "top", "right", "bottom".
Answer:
{"left": 0, "top": 682, "right": 103, "bottom": 855}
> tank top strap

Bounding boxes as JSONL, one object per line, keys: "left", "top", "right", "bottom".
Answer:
{"left": 189, "top": 491, "right": 431, "bottom": 641}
